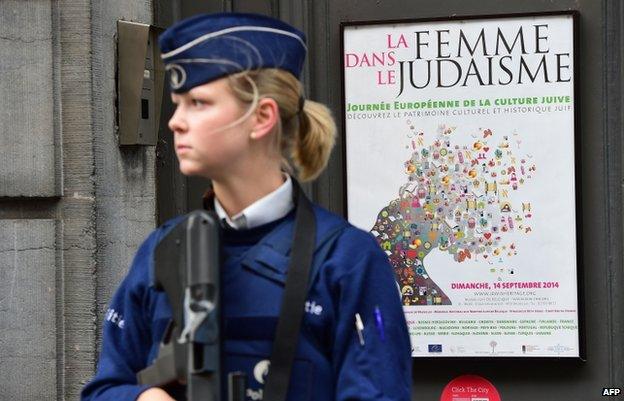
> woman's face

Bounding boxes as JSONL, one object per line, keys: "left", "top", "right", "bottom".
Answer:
{"left": 169, "top": 77, "right": 253, "bottom": 178}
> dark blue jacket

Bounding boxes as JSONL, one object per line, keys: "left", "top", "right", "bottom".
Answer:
{"left": 81, "top": 205, "right": 412, "bottom": 401}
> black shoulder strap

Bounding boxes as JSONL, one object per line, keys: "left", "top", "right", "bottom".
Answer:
{"left": 262, "top": 180, "right": 316, "bottom": 401}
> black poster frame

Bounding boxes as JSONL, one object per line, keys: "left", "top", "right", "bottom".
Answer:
{"left": 339, "top": 10, "right": 584, "bottom": 360}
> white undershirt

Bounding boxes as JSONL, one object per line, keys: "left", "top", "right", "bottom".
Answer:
{"left": 213, "top": 175, "right": 294, "bottom": 230}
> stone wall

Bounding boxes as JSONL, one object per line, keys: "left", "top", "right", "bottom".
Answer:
{"left": 0, "top": 1, "right": 155, "bottom": 399}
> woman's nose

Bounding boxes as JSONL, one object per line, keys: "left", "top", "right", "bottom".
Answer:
{"left": 168, "top": 105, "right": 188, "bottom": 133}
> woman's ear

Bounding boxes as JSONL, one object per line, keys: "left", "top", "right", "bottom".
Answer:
{"left": 249, "top": 97, "right": 279, "bottom": 140}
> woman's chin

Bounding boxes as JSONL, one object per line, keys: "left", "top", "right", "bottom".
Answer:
{"left": 178, "top": 161, "right": 203, "bottom": 177}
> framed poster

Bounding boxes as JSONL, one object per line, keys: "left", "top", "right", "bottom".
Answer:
{"left": 341, "top": 11, "right": 582, "bottom": 358}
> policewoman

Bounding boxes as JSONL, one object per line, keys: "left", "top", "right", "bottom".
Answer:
{"left": 81, "top": 13, "right": 412, "bottom": 401}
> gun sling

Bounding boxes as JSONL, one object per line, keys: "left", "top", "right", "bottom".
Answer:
{"left": 262, "top": 180, "right": 316, "bottom": 401}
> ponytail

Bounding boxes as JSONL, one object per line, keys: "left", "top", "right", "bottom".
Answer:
{"left": 292, "top": 99, "right": 336, "bottom": 181}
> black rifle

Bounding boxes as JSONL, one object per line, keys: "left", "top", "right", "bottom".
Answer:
{"left": 137, "top": 210, "right": 246, "bottom": 401}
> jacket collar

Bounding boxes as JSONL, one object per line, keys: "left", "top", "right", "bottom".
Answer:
{"left": 202, "top": 175, "right": 294, "bottom": 230}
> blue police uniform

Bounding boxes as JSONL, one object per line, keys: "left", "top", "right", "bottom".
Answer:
{"left": 81, "top": 12, "right": 412, "bottom": 401}
{"left": 81, "top": 200, "right": 412, "bottom": 401}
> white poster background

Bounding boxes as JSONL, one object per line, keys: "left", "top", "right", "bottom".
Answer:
{"left": 343, "top": 14, "right": 579, "bottom": 357}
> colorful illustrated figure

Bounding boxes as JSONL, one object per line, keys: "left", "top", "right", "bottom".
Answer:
{"left": 371, "top": 124, "right": 536, "bottom": 306}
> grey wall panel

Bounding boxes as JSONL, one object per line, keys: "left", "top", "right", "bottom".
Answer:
{"left": 58, "top": 1, "right": 98, "bottom": 398}
{"left": 90, "top": 0, "right": 156, "bottom": 352}
{"left": 232, "top": 0, "right": 275, "bottom": 15}
{"left": 603, "top": 0, "right": 624, "bottom": 388}
{"left": 180, "top": 0, "right": 230, "bottom": 18}
{"left": 154, "top": 0, "right": 191, "bottom": 224}
{"left": 0, "top": 219, "right": 56, "bottom": 400}
{"left": 308, "top": 0, "right": 338, "bottom": 208}
{"left": 0, "top": 1, "right": 58, "bottom": 197}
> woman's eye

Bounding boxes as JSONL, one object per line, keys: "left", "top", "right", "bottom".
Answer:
{"left": 191, "top": 99, "right": 206, "bottom": 107}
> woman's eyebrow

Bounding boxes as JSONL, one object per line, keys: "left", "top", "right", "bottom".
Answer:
{"left": 188, "top": 87, "right": 208, "bottom": 97}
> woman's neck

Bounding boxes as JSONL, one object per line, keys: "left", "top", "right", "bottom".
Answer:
{"left": 212, "top": 167, "right": 285, "bottom": 217}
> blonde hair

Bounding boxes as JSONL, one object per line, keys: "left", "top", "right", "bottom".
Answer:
{"left": 227, "top": 69, "right": 336, "bottom": 182}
